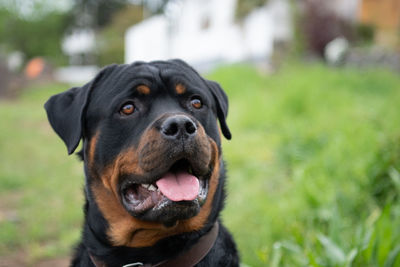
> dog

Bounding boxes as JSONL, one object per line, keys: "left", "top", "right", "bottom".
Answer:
{"left": 44, "top": 59, "right": 239, "bottom": 266}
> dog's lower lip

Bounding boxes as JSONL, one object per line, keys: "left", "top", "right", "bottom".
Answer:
{"left": 123, "top": 185, "right": 164, "bottom": 213}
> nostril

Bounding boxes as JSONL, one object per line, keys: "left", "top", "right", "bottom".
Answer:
{"left": 185, "top": 121, "right": 196, "bottom": 135}
{"left": 163, "top": 122, "right": 179, "bottom": 136}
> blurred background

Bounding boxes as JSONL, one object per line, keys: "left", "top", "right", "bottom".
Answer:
{"left": 0, "top": 0, "right": 400, "bottom": 266}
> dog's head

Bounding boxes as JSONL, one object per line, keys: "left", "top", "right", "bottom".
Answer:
{"left": 45, "top": 60, "right": 231, "bottom": 247}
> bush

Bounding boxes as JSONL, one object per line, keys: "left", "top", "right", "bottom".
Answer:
{"left": 356, "top": 23, "right": 375, "bottom": 44}
{"left": 301, "top": 0, "right": 354, "bottom": 57}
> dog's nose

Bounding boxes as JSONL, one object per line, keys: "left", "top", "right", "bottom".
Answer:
{"left": 161, "top": 115, "right": 197, "bottom": 139}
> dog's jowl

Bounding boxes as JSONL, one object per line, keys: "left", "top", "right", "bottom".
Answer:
{"left": 45, "top": 60, "right": 239, "bottom": 267}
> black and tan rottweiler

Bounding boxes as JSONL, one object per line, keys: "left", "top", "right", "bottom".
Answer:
{"left": 44, "top": 59, "right": 239, "bottom": 266}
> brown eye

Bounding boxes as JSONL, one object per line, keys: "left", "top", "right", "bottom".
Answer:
{"left": 191, "top": 98, "right": 202, "bottom": 109}
{"left": 120, "top": 103, "right": 135, "bottom": 115}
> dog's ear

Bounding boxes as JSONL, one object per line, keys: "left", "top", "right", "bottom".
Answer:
{"left": 44, "top": 65, "right": 116, "bottom": 154}
{"left": 205, "top": 80, "right": 232, "bottom": 140}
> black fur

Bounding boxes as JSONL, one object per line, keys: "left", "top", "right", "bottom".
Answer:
{"left": 45, "top": 59, "right": 239, "bottom": 266}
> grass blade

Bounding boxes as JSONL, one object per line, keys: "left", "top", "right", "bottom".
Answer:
{"left": 383, "top": 245, "right": 400, "bottom": 267}
{"left": 317, "top": 234, "right": 346, "bottom": 264}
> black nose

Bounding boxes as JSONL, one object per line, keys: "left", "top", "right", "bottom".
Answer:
{"left": 161, "top": 115, "right": 197, "bottom": 139}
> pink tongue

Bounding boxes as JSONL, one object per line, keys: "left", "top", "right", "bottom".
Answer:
{"left": 156, "top": 172, "right": 199, "bottom": 202}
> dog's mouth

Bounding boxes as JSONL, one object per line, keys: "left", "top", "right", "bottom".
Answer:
{"left": 120, "top": 159, "right": 209, "bottom": 224}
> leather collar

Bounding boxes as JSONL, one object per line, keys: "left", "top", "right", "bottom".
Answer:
{"left": 89, "top": 222, "right": 219, "bottom": 267}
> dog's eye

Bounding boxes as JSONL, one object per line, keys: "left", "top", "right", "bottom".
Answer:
{"left": 120, "top": 102, "right": 135, "bottom": 115}
{"left": 190, "top": 97, "right": 202, "bottom": 109}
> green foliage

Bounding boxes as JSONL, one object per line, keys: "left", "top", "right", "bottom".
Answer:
{"left": 0, "top": 6, "right": 71, "bottom": 65}
{"left": 97, "top": 5, "right": 144, "bottom": 66}
{"left": 356, "top": 24, "right": 375, "bottom": 45}
{"left": 288, "top": 0, "right": 306, "bottom": 57}
{"left": 1, "top": 63, "right": 400, "bottom": 266}
{"left": 368, "top": 137, "right": 400, "bottom": 207}
{"left": 235, "top": 0, "right": 267, "bottom": 20}
{"left": 208, "top": 62, "right": 400, "bottom": 266}
{"left": 0, "top": 82, "right": 82, "bottom": 261}
{"left": 71, "top": 0, "right": 129, "bottom": 28}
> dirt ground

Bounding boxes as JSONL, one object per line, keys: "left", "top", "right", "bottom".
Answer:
{"left": 0, "top": 254, "right": 70, "bottom": 267}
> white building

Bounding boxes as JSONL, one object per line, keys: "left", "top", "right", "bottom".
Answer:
{"left": 125, "top": 0, "right": 292, "bottom": 70}
{"left": 57, "top": 29, "right": 99, "bottom": 83}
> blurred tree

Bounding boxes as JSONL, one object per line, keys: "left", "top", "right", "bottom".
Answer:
{"left": 0, "top": 2, "right": 72, "bottom": 66}
{"left": 235, "top": 0, "right": 268, "bottom": 20}
{"left": 96, "top": 5, "right": 145, "bottom": 65}
{"left": 71, "top": 0, "right": 171, "bottom": 29}
{"left": 0, "top": 0, "right": 173, "bottom": 66}
{"left": 71, "top": 0, "right": 129, "bottom": 29}
{"left": 0, "top": 8, "right": 9, "bottom": 39}
{"left": 71, "top": 0, "right": 171, "bottom": 65}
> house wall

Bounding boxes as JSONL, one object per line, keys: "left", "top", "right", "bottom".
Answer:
{"left": 360, "top": 0, "right": 400, "bottom": 29}
{"left": 359, "top": 0, "right": 400, "bottom": 46}
{"left": 124, "top": 0, "right": 292, "bottom": 70}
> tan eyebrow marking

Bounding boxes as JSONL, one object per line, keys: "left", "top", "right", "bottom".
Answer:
{"left": 175, "top": 83, "right": 186, "bottom": 94}
{"left": 137, "top": 85, "right": 151, "bottom": 95}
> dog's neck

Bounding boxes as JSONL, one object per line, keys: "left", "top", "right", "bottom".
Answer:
{"left": 88, "top": 222, "right": 220, "bottom": 267}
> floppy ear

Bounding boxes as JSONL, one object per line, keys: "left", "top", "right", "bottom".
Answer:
{"left": 44, "top": 65, "right": 116, "bottom": 154}
{"left": 205, "top": 80, "right": 232, "bottom": 140}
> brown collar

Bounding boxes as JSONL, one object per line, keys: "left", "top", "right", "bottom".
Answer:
{"left": 89, "top": 222, "right": 219, "bottom": 267}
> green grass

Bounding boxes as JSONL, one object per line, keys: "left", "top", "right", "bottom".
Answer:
{"left": 0, "top": 83, "right": 83, "bottom": 263}
{"left": 1, "top": 62, "right": 400, "bottom": 266}
{"left": 209, "top": 63, "right": 400, "bottom": 266}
